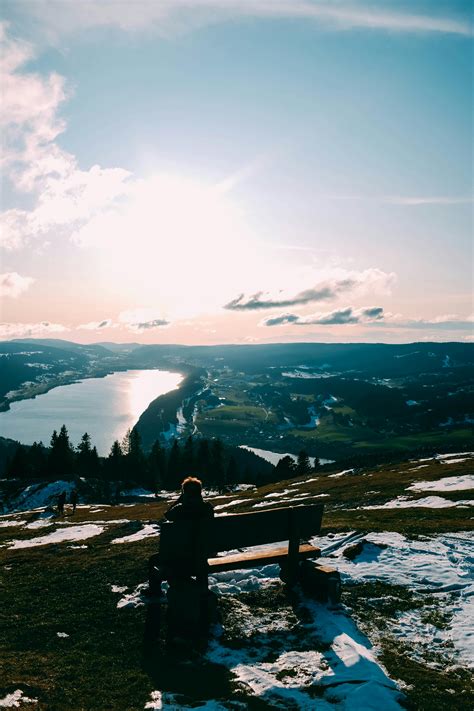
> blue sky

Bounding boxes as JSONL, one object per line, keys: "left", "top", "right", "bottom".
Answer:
{"left": 0, "top": 0, "right": 472, "bottom": 343}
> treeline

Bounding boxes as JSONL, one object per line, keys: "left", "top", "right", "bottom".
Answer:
{"left": 5, "top": 425, "right": 281, "bottom": 492}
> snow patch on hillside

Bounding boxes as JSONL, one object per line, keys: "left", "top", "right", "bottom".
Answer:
{"left": 6, "top": 524, "right": 105, "bottom": 549}
{"left": 316, "top": 531, "right": 474, "bottom": 668}
{"left": 408, "top": 474, "right": 474, "bottom": 493}
{"left": 111, "top": 524, "right": 160, "bottom": 544}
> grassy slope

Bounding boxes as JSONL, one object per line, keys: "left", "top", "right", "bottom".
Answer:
{"left": 1, "top": 457, "right": 473, "bottom": 709}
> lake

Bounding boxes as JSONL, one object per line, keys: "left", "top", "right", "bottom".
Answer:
{"left": 0, "top": 370, "right": 182, "bottom": 455}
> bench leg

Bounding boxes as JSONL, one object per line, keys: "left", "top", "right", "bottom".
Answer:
{"left": 299, "top": 560, "right": 341, "bottom": 603}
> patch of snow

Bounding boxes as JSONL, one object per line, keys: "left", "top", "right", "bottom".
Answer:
{"left": 68, "top": 545, "right": 88, "bottom": 549}
{"left": 0, "top": 520, "right": 26, "bottom": 528}
{"left": 328, "top": 469, "right": 354, "bottom": 478}
{"left": 316, "top": 531, "right": 474, "bottom": 667}
{"left": 111, "top": 584, "right": 128, "bottom": 594}
{"left": 362, "top": 496, "right": 473, "bottom": 510}
{"left": 264, "top": 489, "right": 292, "bottom": 499}
{"left": 206, "top": 590, "right": 402, "bottom": 709}
{"left": 111, "top": 524, "right": 160, "bottom": 544}
{"left": 3, "top": 480, "right": 75, "bottom": 514}
{"left": 0, "top": 690, "right": 37, "bottom": 707}
{"left": 214, "top": 499, "right": 253, "bottom": 511}
{"left": 6, "top": 524, "right": 105, "bottom": 549}
{"left": 56, "top": 632, "right": 69, "bottom": 638}
{"left": 117, "top": 582, "right": 149, "bottom": 609}
{"left": 120, "top": 488, "right": 156, "bottom": 499}
{"left": 408, "top": 474, "right": 474, "bottom": 493}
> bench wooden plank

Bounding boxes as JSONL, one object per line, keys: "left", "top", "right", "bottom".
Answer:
{"left": 207, "top": 543, "right": 320, "bottom": 574}
{"left": 159, "top": 504, "right": 324, "bottom": 562}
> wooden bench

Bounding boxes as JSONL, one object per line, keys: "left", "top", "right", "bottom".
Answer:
{"left": 150, "top": 503, "right": 325, "bottom": 590}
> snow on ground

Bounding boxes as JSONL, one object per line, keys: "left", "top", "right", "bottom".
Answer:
{"left": 205, "top": 582, "right": 403, "bottom": 709}
{"left": 0, "top": 520, "right": 26, "bottom": 528}
{"left": 2, "top": 480, "right": 75, "bottom": 514}
{"left": 6, "top": 524, "right": 105, "bottom": 549}
{"left": 145, "top": 691, "right": 235, "bottom": 710}
{"left": 315, "top": 531, "right": 474, "bottom": 668}
{"left": 0, "top": 689, "right": 38, "bottom": 707}
{"left": 111, "top": 524, "right": 160, "bottom": 545}
{"left": 408, "top": 474, "right": 474, "bottom": 493}
{"left": 214, "top": 499, "right": 253, "bottom": 511}
{"left": 362, "top": 496, "right": 473, "bottom": 510}
{"left": 328, "top": 469, "right": 354, "bottom": 479}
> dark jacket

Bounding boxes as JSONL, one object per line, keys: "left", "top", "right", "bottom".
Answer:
{"left": 165, "top": 498, "right": 214, "bottom": 523}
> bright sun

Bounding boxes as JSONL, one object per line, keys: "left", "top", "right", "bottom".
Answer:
{"left": 76, "top": 173, "right": 261, "bottom": 319}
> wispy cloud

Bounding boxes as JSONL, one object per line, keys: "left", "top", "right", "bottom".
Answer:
{"left": 0, "top": 23, "right": 131, "bottom": 251}
{"left": 0, "top": 321, "right": 68, "bottom": 339}
{"left": 10, "top": 1, "right": 473, "bottom": 38}
{"left": 0, "top": 272, "right": 34, "bottom": 298}
{"left": 382, "top": 314, "right": 474, "bottom": 331}
{"left": 77, "top": 319, "right": 113, "bottom": 331}
{"left": 317, "top": 194, "right": 474, "bottom": 206}
{"left": 118, "top": 309, "right": 170, "bottom": 332}
{"left": 262, "top": 306, "right": 384, "bottom": 326}
{"left": 225, "top": 268, "right": 395, "bottom": 311}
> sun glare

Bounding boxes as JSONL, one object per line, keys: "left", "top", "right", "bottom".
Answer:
{"left": 79, "top": 173, "right": 260, "bottom": 319}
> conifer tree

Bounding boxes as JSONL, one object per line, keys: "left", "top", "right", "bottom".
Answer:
{"left": 295, "top": 449, "right": 312, "bottom": 477}
{"left": 182, "top": 435, "right": 195, "bottom": 474}
{"left": 196, "top": 438, "right": 210, "bottom": 485}
{"left": 165, "top": 438, "right": 181, "bottom": 490}
{"left": 48, "top": 425, "right": 75, "bottom": 480}
{"left": 148, "top": 440, "right": 166, "bottom": 493}
{"left": 211, "top": 438, "right": 225, "bottom": 491}
{"left": 107, "top": 440, "right": 124, "bottom": 481}
{"left": 274, "top": 455, "right": 296, "bottom": 481}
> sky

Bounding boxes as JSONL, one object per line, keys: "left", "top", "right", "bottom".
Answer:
{"left": 0, "top": 0, "right": 472, "bottom": 345}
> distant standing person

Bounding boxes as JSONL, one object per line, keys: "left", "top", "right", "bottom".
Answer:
{"left": 70, "top": 489, "right": 78, "bottom": 514}
{"left": 57, "top": 490, "right": 66, "bottom": 516}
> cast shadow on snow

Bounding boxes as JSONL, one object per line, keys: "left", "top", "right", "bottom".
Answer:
{"left": 140, "top": 583, "right": 403, "bottom": 709}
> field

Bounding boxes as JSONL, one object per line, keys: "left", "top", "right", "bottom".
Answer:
{"left": 1, "top": 453, "right": 473, "bottom": 709}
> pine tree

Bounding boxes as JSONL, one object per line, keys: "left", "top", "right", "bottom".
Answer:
{"left": 226, "top": 455, "right": 238, "bottom": 487}
{"left": 211, "top": 438, "right": 226, "bottom": 492}
{"left": 182, "top": 435, "right": 195, "bottom": 474}
{"left": 123, "top": 428, "right": 146, "bottom": 485}
{"left": 165, "top": 439, "right": 181, "bottom": 490}
{"left": 48, "top": 425, "right": 75, "bottom": 480}
{"left": 107, "top": 440, "right": 124, "bottom": 481}
{"left": 295, "top": 450, "right": 312, "bottom": 477}
{"left": 196, "top": 439, "right": 210, "bottom": 485}
{"left": 28, "top": 441, "right": 47, "bottom": 479}
{"left": 274, "top": 455, "right": 296, "bottom": 481}
{"left": 76, "top": 433, "right": 92, "bottom": 477}
{"left": 148, "top": 440, "right": 166, "bottom": 493}
{"left": 6, "top": 445, "right": 29, "bottom": 479}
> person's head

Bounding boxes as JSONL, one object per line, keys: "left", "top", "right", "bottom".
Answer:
{"left": 181, "top": 476, "right": 203, "bottom": 501}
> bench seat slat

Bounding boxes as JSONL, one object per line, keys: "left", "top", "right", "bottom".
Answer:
{"left": 207, "top": 543, "right": 320, "bottom": 574}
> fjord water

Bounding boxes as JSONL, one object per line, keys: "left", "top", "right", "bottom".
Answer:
{"left": 0, "top": 370, "right": 182, "bottom": 455}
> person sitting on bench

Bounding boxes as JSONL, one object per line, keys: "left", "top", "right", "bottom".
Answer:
{"left": 164, "top": 476, "right": 214, "bottom": 523}
{"left": 147, "top": 477, "right": 214, "bottom": 595}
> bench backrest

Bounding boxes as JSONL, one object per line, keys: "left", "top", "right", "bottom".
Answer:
{"left": 159, "top": 504, "right": 324, "bottom": 563}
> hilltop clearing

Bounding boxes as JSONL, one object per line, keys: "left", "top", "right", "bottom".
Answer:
{"left": 0, "top": 452, "right": 473, "bottom": 709}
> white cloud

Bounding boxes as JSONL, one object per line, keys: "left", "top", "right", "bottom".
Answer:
{"left": 0, "top": 23, "right": 132, "bottom": 250}
{"left": 0, "top": 271, "right": 34, "bottom": 298}
{"left": 318, "top": 194, "right": 474, "bottom": 206}
{"left": 225, "top": 268, "right": 396, "bottom": 311}
{"left": 118, "top": 309, "right": 170, "bottom": 332}
{"left": 77, "top": 319, "right": 113, "bottom": 331}
{"left": 262, "top": 305, "right": 385, "bottom": 326}
{"left": 9, "top": 1, "right": 472, "bottom": 38}
{"left": 0, "top": 321, "right": 68, "bottom": 339}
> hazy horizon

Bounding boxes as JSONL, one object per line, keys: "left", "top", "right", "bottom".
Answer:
{"left": 1, "top": 1, "right": 472, "bottom": 346}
